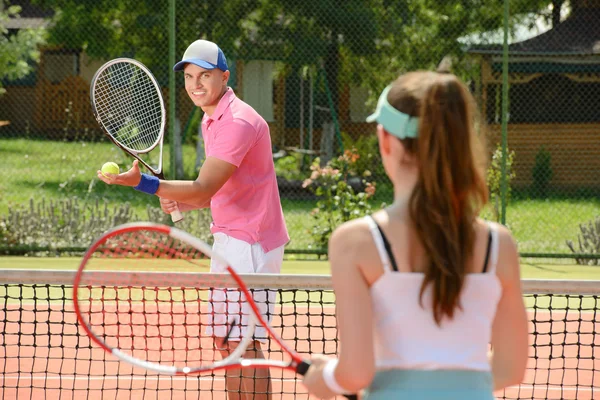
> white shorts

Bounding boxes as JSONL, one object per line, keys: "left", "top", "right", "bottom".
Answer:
{"left": 206, "top": 233, "right": 284, "bottom": 343}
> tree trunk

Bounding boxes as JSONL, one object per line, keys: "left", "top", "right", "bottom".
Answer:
{"left": 552, "top": 0, "right": 563, "bottom": 27}
{"left": 324, "top": 35, "right": 340, "bottom": 123}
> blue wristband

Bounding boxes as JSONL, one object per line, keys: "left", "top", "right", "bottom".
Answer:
{"left": 133, "top": 173, "right": 160, "bottom": 195}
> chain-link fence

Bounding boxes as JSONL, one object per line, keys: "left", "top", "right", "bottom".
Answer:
{"left": 1, "top": 0, "right": 599, "bottom": 261}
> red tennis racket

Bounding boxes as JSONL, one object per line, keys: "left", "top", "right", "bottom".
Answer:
{"left": 73, "top": 222, "right": 356, "bottom": 399}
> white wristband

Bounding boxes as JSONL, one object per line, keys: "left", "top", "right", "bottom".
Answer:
{"left": 322, "top": 358, "right": 349, "bottom": 395}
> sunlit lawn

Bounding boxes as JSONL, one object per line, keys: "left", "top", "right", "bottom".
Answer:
{"left": 2, "top": 138, "right": 600, "bottom": 256}
{"left": 2, "top": 256, "right": 600, "bottom": 279}
{"left": 0, "top": 138, "right": 199, "bottom": 215}
{"left": 1, "top": 256, "right": 599, "bottom": 310}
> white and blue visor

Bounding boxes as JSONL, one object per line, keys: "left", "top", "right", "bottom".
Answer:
{"left": 366, "top": 86, "right": 419, "bottom": 139}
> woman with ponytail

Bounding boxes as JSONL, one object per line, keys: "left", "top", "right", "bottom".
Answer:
{"left": 302, "top": 71, "right": 529, "bottom": 399}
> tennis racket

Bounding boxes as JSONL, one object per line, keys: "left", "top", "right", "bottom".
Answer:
{"left": 73, "top": 222, "right": 357, "bottom": 399}
{"left": 90, "top": 58, "right": 183, "bottom": 223}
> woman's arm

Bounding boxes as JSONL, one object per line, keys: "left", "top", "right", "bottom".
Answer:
{"left": 330, "top": 222, "right": 376, "bottom": 392}
{"left": 302, "top": 220, "right": 376, "bottom": 399}
{"left": 490, "top": 226, "right": 529, "bottom": 391}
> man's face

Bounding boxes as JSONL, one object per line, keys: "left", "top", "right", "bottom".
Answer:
{"left": 183, "top": 63, "right": 229, "bottom": 112}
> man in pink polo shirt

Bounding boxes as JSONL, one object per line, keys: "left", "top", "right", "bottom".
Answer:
{"left": 97, "top": 39, "right": 289, "bottom": 400}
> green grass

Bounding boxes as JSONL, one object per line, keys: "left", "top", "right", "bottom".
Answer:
{"left": 0, "top": 138, "right": 201, "bottom": 215}
{"left": 281, "top": 199, "right": 319, "bottom": 251}
{"left": 1, "top": 138, "right": 600, "bottom": 257}
{"left": 520, "top": 261, "right": 600, "bottom": 279}
{"left": 1, "top": 257, "right": 598, "bottom": 309}
{"left": 2, "top": 256, "right": 600, "bottom": 279}
{"left": 0, "top": 258, "right": 335, "bottom": 306}
{"left": 504, "top": 197, "right": 600, "bottom": 254}
{"left": 0, "top": 257, "right": 331, "bottom": 274}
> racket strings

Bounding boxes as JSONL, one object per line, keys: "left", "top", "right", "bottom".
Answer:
{"left": 95, "top": 84, "right": 161, "bottom": 150}
{"left": 95, "top": 67, "right": 161, "bottom": 148}
{"left": 77, "top": 229, "right": 249, "bottom": 369}
{"left": 93, "top": 62, "right": 163, "bottom": 151}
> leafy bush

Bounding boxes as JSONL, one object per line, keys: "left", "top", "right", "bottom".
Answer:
{"left": 566, "top": 216, "right": 600, "bottom": 265}
{"left": 532, "top": 146, "right": 553, "bottom": 197}
{"left": 1, "top": 197, "right": 134, "bottom": 248}
{"left": 0, "top": 4, "right": 46, "bottom": 97}
{"left": 486, "top": 143, "right": 516, "bottom": 222}
{"left": 302, "top": 149, "right": 377, "bottom": 250}
{"left": 341, "top": 132, "right": 386, "bottom": 180}
{"left": 274, "top": 152, "right": 306, "bottom": 181}
{"left": 275, "top": 131, "right": 384, "bottom": 184}
{"left": 0, "top": 196, "right": 213, "bottom": 252}
{"left": 0, "top": 220, "right": 17, "bottom": 247}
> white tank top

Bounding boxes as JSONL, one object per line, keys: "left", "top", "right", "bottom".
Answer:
{"left": 366, "top": 217, "right": 502, "bottom": 371}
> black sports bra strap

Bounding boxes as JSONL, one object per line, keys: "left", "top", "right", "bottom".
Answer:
{"left": 374, "top": 224, "right": 399, "bottom": 272}
{"left": 481, "top": 228, "right": 493, "bottom": 273}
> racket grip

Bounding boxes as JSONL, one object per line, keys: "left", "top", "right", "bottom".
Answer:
{"left": 296, "top": 361, "right": 358, "bottom": 400}
{"left": 170, "top": 207, "right": 183, "bottom": 223}
{"left": 296, "top": 360, "right": 311, "bottom": 375}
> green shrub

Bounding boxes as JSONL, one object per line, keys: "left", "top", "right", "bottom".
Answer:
{"left": 341, "top": 132, "right": 386, "bottom": 180}
{"left": 566, "top": 216, "right": 600, "bottom": 265}
{"left": 303, "top": 149, "right": 377, "bottom": 250}
{"left": 486, "top": 143, "right": 516, "bottom": 222}
{"left": 0, "top": 196, "right": 213, "bottom": 252}
{"left": 1, "top": 197, "right": 135, "bottom": 249}
{"left": 0, "top": 220, "right": 17, "bottom": 247}
{"left": 274, "top": 153, "right": 305, "bottom": 181}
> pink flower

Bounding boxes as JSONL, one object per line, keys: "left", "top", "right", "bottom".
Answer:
{"left": 321, "top": 167, "right": 339, "bottom": 177}
{"left": 365, "top": 182, "right": 376, "bottom": 198}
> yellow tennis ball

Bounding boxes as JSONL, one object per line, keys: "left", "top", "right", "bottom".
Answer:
{"left": 101, "top": 162, "right": 120, "bottom": 176}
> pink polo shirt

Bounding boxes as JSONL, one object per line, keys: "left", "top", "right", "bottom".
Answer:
{"left": 201, "top": 87, "right": 289, "bottom": 253}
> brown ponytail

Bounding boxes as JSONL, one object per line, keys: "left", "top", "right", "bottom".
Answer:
{"left": 387, "top": 71, "right": 488, "bottom": 325}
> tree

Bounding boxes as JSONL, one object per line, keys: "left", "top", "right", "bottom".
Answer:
{"left": 341, "top": 0, "right": 556, "bottom": 104}
{"left": 33, "top": 0, "right": 174, "bottom": 80}
{"left": 0, "top": 2, "right": 46, "bottom": 96}
{"left": 31, "top": 0, "right": 378, "bottom": 116}
{"left": 32, "top": 0, "right": 261, "bottom": 82}
{"left": 230, "top": 0, "right": 380, "bottom": 120}
{"left": 31, "top": 0, "right": 561, "bottom": 113}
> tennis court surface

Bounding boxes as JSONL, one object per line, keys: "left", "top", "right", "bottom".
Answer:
{"left": 1, "top": 270, "right": 598, "bottom": 399}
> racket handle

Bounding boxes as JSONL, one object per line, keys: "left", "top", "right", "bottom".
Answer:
{"left": 170, "top": 207, "right": 183, "bottom": 223}
{"left": 296, "top": 360, "right": 358, "bottom": 400}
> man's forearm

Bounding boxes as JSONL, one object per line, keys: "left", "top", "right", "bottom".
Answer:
{"left": 156, "top": 180, "right": 212, "bottom": 207}
{"left": 154, "top": 157, "right": 234, "bottom": 207}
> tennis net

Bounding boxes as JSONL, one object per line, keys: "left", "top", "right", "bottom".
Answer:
{"left": 0, "top": 270, "right": 598, "bottom": 399}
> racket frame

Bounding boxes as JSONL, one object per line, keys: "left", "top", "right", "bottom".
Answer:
{"left": 73, "top": 223, "right": 306, "bottom": 375}
{"left": 90, "top": 58, "right": 166, "bottom": 178}
{"left": 73, "top": 223, "right": 357, "bottom": 399}
{"left": 90, "top": 58, "right": 182, "bottom": 222}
